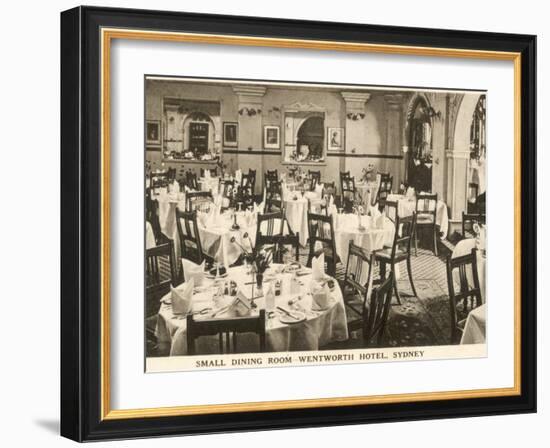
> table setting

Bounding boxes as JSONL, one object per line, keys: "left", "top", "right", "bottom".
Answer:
{"left": 155, "top": 252, "right": 348, "bottom": 355}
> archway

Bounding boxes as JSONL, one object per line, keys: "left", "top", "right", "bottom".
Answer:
{"left": 296, "top": 115, "right": 325, "bottom": 161}
{"left": 406, "top": 96, "right": 433, "bottom": 192}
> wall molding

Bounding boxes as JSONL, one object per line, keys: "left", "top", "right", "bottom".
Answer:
{"left": 327, "top": 152, "right": 403, "bottom": 159}
{"left": 223, "top": 149, "right": 280, "bottom": 156}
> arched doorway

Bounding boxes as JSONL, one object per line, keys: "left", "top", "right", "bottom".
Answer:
{"left": 406, "top": 97, "right": 433, "bottom": 192}
{"left": 296, "top": 116, "right": 324, "bottom": 161}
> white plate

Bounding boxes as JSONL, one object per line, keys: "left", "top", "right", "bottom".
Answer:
{"left": 278, "top": 310, "right": 306, "bottom": 324}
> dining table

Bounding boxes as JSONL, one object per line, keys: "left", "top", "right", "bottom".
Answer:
{"left": 155, "top": 264, "right": 349, "bottom": 355}
{"left": 333, "top": 212, "right": 396, "bottom": 264}
{"left": 283, "top": 194, "right": 310, "bottom": 246}
{"left": 386, "top": 193, "right": 449, "bottom": 239}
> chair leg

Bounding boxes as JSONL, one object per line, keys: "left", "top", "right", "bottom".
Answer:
{"left": 433, "top": 224, "right": 438, "bottom": 256}
{"left": 391, "top": 262, "right": 401, "bottom": 305}
{"left": 406, "top": 256, "right": 417, "bottom": 297}
{"left": 379, "top": 261, "right": 387, "bottom": 280}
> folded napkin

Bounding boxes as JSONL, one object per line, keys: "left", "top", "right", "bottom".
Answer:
{"left": 171, "top": 278, "right": 194, "bottom": 315}
{"left": 312, "top": 253, "right": 325, "bottom": 281}
{"left": 476, "top": 224, "right": 486, "bottom": 251}
{"left": 235, "top": 169, "right": 242, "bottom": 183}
{"left": 204, "top": 169, "right": 210, "bottom": 179}
{"left": 310, "top": 281, "right": 332, "bottom": 309}
{"left": 314, "top": 183, "right": 324, "bottom": 198}
{"left": 254, "top": 202, "right": 265, "bottom": 214}
{"left": 182, "top": 259, "right": 206, "bottom": 286}
{"left": 406, "top": 187, "right": 415, "bottom": 198}
{"left": 168, "top": 180, "right": 179, "bottom": 194}
{"left": 227, "top": 290, "right": 252, "bottom": 317}
{"left": 370, "top": 205, "right": 381, "bottom": 218}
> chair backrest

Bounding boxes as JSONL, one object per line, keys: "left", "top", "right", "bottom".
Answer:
{"left": 186, "top": 191, "right": 213, "bottom": 213}
{"left": 344, "top": 242, "right": 374, "bottom": 299}
{"left": 241, "top": 172, "right": 256, "bottom": 192}
{"left": 235, "top": 185, "right": 255, "bottom": 210}
{"left": 389, "top": 213, "right": 416, "bottom": 259}
{"left": 377, "top": 175, "right": 393, "bottom": 208}
{"left": 446, "top": 248, "right": 483, "bottom": 342}
{"left": 363, "top": 272, "right": 394, "bottom": 346}
{"left": 187, "top": 309, "right": 266, "bottom": 355}
{"left": 308, "top": 170, "right": 321, "bottom": 190}
{"left": 255, "top": 211, "right": 285, "bottom": 248}
{"left": 271, "top": 234, "right": 300, "bottom": 263}
{"left": 145, "top": 240, "right": 177, "bottom": 317}
{"left": 185, "top": 170, "right": 199, "bottom": 190}
{"left": 462, "top": 212, "right": 486, "bottom": 238}
{"left": 265, "top": 169, "right": 279, "bottom": 188}
{"left": 307, "top": 212, "right": 336, "bottom": 254}
{"left": 384, "top": 200, "right": 398, "bottom": 223}
{"left": 175, "top": 208, "right": 204, "bottom": 264}
{"left": 416, "top": 193, "right": 437, "bottom": 219}
{"left": 221, "top": 179, "right": 237, "bottom": 201}
{"left": 265, "top": 180, "right": 283, "bottom": 212}
{"left": 145, "top": 188, "right": 161, "bottom": 243}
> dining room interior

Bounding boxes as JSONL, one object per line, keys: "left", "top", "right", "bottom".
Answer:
{"left": 144, "top": 76, "right": 487, "bottom": 364}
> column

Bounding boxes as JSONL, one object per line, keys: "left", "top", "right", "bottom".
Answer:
{"left": 383, "top": 94, "right": 404, "bottom": 187}
{"left": 341, "top": 91, "right": 371, "bottom": 179}
{"left": 445, "top": 149, "right": 470, "bottom": 220}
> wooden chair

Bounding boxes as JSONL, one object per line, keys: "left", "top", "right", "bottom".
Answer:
{"left": 175, "top": 208, "right": 208, "bottom": 265}
{"left": 383, "top": 200, "right": 398, "bottom": 223}
{"left": 265, "top": 180, "right": 283, "bottom": 212}
{"left": 308, "top": 170, "right": 321, "bottom": 191}
{"left": 374, "top": 213, "right": 417, "bottom": 305}
{"left": 241, "top": 172, "right": 256, "bottom": 194}
{"left": 306, "top": 212, "right": 338, "bottom": 276}
{"left": 255, "top": 211, "right": 285, "bottom": 248}
{"left": 414, "top": 193, "right": 438, "bottom": 256}
{"left": 363, "top": 272, "right": 394, "bottom": 347}
{"left": 146, "top": 240, "right": 177, "bottom": 317}
{"left": 446, "top": 248, "right": 483, "bottom": 343}
{"left": 462, "top": 212, "right": 486, "bottom": 239}
{"left": 145, "top": 188, "right": 162, "bottom": 244}
{"left": 340, "top": 176, "right": 357, "bottom": 212}
{"left": 271, "top": 234, "right": 300, "bottom": 263}
{"left": 186, "top": 191, "right": 213, "bottom": 213}
{"left": 145, "top": 240, "right": 177, "bottom": 354}
{"left": 376, "top": 175, "right": 393, "bottom": 211}
{"left": 265, "top": 169, "right": 279, "bottom": 188}
{"left": 235, "top": 184, "right": 255, "bottom": 210}
{"left": 220, "top": 179, "right": 237, "bottom": 210}
{"left": 185, "top": 170, "right": 199, "bottom": 191}
{"left": 341, "top": 242, "right": 375, "bottom": 331}
{"left": 187, "top": 309, "right": 266, "bottom": 355}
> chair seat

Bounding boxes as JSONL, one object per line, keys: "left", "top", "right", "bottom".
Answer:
{"left": 313, "top": 246, "right": 335, "bottom": 260}
{"left": 374, "top": 247, "right": 407, "bottom": 260}
{"left": 416, "top": 215, "right": 435, "bottom": 224}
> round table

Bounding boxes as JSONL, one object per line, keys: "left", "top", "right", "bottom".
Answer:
{"left": 333, "top": 213, "right": 395, "bottom": 264}
{"left": 155, "top": 264, "right": 349, "bottom": 355}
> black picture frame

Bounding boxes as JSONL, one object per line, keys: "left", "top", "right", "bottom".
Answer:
{"left": 223, "top": 121, "right": 238, "bottom": 147}
{"left": 61, "top": 5, "right": 536, "bottom": 442}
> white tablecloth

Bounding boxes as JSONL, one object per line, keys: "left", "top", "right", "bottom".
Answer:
{"left": 386, "top": 194, "right": 449, "bottom": 239}
{"left": 155, "top": 265, "right": 349, "bottom": 355}
{"left": 460, "top": 304, "right": 486, "bottom": 344}
{"left": 452, "top": 238, "right": 486, "bottom": 303}
{"left": 284, "top": 197, "right": 309, "bottom": 246}
{"left": 333, "top": 213, "right": 395, "bottom": 264}
{"left": 198, "top": 213, "right": 256, "bottom": 267}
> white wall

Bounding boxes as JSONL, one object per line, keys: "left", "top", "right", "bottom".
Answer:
{"left": 0, "top": 0, "right": 546, "bottom": 447}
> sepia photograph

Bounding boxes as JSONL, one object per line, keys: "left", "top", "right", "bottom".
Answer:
{"left": 144, "top": 76, "right": 487, "bottom": 372}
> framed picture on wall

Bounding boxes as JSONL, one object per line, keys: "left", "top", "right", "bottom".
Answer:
{"left": 223, "top": 121, "right": 238, "bottom": 147}
{"left": 145, "top": 119, "right": 161, "bottom": 147}
{"left": 264, "top": 125, "right": 280, "bottom": 149}
{"left": 61, "top": 5, "right": 536, "bottom": 442}
{"left": 328, "top": 127, "right": 344, "bottom": 151}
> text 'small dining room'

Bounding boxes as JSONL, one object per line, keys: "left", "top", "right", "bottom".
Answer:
{"left": 144, "top": 76, "right": 487, "bottom": 370}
